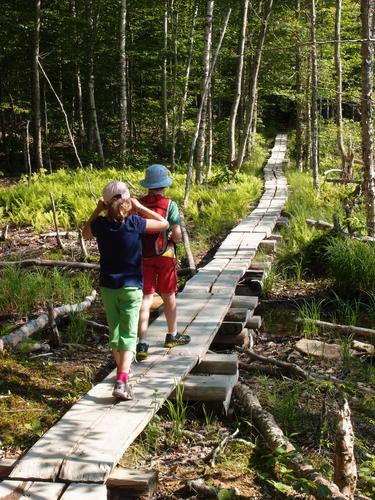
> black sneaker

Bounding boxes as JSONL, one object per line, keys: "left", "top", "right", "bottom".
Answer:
{"left": 112, "top": 380, "right": 133, "bottom": 400}
{"left": 164, "top": 332, "right": 191, "bottom": 348}
{"left": 136, "top": 341, "right": 149, "bottom": 361}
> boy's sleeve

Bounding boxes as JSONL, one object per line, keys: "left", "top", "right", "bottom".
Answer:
{"left": 167, "top": 201, "right": 180, "bottom": 226}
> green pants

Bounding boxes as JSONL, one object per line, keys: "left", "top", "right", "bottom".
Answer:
{"left": 100, "top": 286, "right": 143, "bottom": 352}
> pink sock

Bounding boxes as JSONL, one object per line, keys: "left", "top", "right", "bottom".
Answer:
{"left": 117, "top": 372, "right": 128, "bottom": 383}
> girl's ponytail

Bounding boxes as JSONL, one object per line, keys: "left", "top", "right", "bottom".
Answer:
{"left": 107, "top": 197, "right": 131, "bottom": 222}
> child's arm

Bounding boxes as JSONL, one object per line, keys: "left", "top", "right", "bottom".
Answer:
{"left": 82, "top": 198, "right": 106, "bottom": 240}
{"left": 169, "top": 224, "right": 182, "bottom": 244}
{"left": 131, "top": 198, "right": 169, "bottom": 232}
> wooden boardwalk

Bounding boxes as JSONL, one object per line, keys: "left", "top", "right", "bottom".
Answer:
{"left": 1, "top": 134, "right": 288, "bottom": 499}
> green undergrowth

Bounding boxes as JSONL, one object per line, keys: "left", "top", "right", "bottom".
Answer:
{"left": 0, "top": 353, "right": 93, "bottom": 449}
{"left": 0, "top": 266, "right": 94, "bottom": 318}
{"left": 0, "top": 157, "right": 264, "bottom": 241}
{"left": 275, "top": 169, "right": 374, "bottom": 294}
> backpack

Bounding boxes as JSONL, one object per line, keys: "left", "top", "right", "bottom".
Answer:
{"left": 139, "top": 194, "right": 171, "bottom": 258}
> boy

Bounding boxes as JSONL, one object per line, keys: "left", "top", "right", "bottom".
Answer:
{"left": 136, "top": 164, "right": 191, "bottom": 360}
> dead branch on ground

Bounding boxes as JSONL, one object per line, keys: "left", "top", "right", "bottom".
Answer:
{"left": 296, "top": 317, "right": 375, "bottom": 340}
{"left": 0, "top": 290, "right": 97, "bottom": 351}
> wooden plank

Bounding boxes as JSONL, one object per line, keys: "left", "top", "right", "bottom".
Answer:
{"left": 60, "top": 483, "right": 107, "bottom": 499}
{"left": 230, "top": 295, "right": 258, "bottom": 310}
{"left": 23, "top": 481, "right": 66, "bottom": 499}
{"left": 191, "top": 352, "right": 238, "bottom": 375}
{"left": 0, "top": 480, "right": 32, "bottom": 499}
{"left": 59, "top": 356, "right": 196, "bottom": 483}
{"left": 171, "top": 373, "right": 238, "bottom": 405}
{"left": 176, "top": 294, "right": 234, "bottom": 358}
{"left": 0, "top": 480, "right": 65, "bottom": 499}
{"left": 106, "top": 468, "right": 158, "bottom": 496}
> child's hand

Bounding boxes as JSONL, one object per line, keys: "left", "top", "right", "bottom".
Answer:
{"left": 130, "top": 197, "right": 142, "bottom": 211}
{"left": 96, "top": 197, "right": 107, "bottom": 212}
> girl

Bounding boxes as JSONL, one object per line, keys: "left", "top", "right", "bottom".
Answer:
{"left": 82, "top": 181, "right": 168, "bottom": 400}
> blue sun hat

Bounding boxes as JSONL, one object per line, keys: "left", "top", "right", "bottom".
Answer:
{"left": 140, "top": 164, "right": 173, "bottom": 189}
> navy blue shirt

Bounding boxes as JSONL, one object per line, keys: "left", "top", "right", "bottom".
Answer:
{"left": 91, "top": 215, "right": 147, "bottom": 289}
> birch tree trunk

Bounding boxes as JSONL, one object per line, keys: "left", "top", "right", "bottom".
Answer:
{"left": 236, "top": 0, "right": 273, "bottom": 172}
{"left": 162, "top": 0, "right": 169, "bottom": 154}
{"left": 228, "top": 0, "right": 249, "bottom": 169}
{"left": 310, "top": 0, "right": 320, "bottom": 189}
{"left": 361, "top": 0, "right": 375, "bottom": 236}
{"left": 196, "top": 0, "right": 214, "bottom": 184}
{"left": 304, "top": 54, "right": 312, "bottom": 170}
{"left": 119, "top": 0, "right": 128, "bottom": 161}
{"left": 295, "top": 0, "right": 304, "bottom": 172}
{"left": 179, "top": 4, "right": 198, "bottom": 128}
{"left": 171, "top": 1, "right": 179, "bottom": 171}
{"left": 335, "top": 0, "right": 347, "bottom": 176}
{"left": 32, "top": 0, "right": 43, "bottom": 170}
{"left": 206, "top": 84, "right": 213, "bottom": 178}
{"left": 88, "top": 0, "right": 105, "bottom": 167}
{"left": 72, "top": 0, "right": 86, "bottom": 149}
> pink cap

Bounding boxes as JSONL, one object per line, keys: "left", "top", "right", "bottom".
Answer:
{"left": 102, "top": 181, "right": 130, "bottom": 204}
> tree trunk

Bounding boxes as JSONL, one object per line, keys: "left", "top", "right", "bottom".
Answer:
{"left": 32, "top": 0, "right": 43, "bottom": 170}
{"left": 72, "top": 0, "right": 86, "bottom": 150}
{"left": 43, "top": 84, "right": 52, "bottom": 173}
{"left": 335, "top": 0, "right": 347, "bottom": 175}
{"left": 179, "top": 3, "right": 198, "bottom": 129}
{"left": 361, "top": 0, "right": 375, "bottom": 236}
{"left": 196, "top": 0, "right": 214, "bottom": 184}
{"left": 236, "top": 0, "right": 273, "bottom": 172}
{"left": 162, "top": 0, "right": 169, "bottom": 154}
{"left": 88, "top": 0, "right": 105, "bottom": 167}
{"left": 247, "top": 91, "right": 257, "bottom": 160}
{"left": 310, "top": 0, "right": 320, "bottom": 189}
{"left": 171, "top": 1, "right": 179, "bottom": 171}
{"left": 119, "top": 0, "right": 128, "bottom": 161}
{"left": 206, "top": 84, "right": 213, "bottom": 179}
{"left": 304, "top": 54, "right": 312, "bottom": 170}
{"left": 295, "top": 0, "right": 304, "bottom": 172}
{"left": 228, "top": 0, "right": 249, "bottom": 170}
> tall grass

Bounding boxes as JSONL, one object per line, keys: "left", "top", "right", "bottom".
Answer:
{"left": 0, "top": 266, "right": 93, "bottom": 317}
{"left": 325, "top": 237, "right": 375, "bottom": 294}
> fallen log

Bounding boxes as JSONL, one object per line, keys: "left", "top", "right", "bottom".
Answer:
{"left": 0, "top": 259, "right": 99, "bottom": 270}
{"left": 306, "top": 218, "right": 334, "bottom": 230}
{"left": 334, "top": 396, "right": 357, "bottom": 499}
{"left": 295, "top": 317, "right": 375, "bottom": 340}
{"left": 0, "top": 290, "right": 97, "bottom": 351}
{"left": 237, "top": 347, "right": 375, "bottom": 396}
{"left": 234, "top": 383, "right": 347, "bottom": 500}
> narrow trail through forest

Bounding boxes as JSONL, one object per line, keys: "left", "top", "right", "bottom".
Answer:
{"left": 0, "top": 136, "right": 288, "bottom": 499}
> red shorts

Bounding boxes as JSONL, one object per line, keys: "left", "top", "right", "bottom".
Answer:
{"left": 142, "top": 257, "right": 177, "bottom": 295}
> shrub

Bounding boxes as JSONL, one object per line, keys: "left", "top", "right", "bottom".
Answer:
{"left": 324, "top": 237, "right": 375, "bottom": 294}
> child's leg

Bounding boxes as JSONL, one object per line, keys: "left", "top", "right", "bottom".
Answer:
{"left": 138, "top": 293, "right": 154, "bottom": 340}
{"left": 101, "top": 287, "right": 121, "bottom": 371}
{"left": 160, "top": 292, "right": 177, "bottom": 334}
